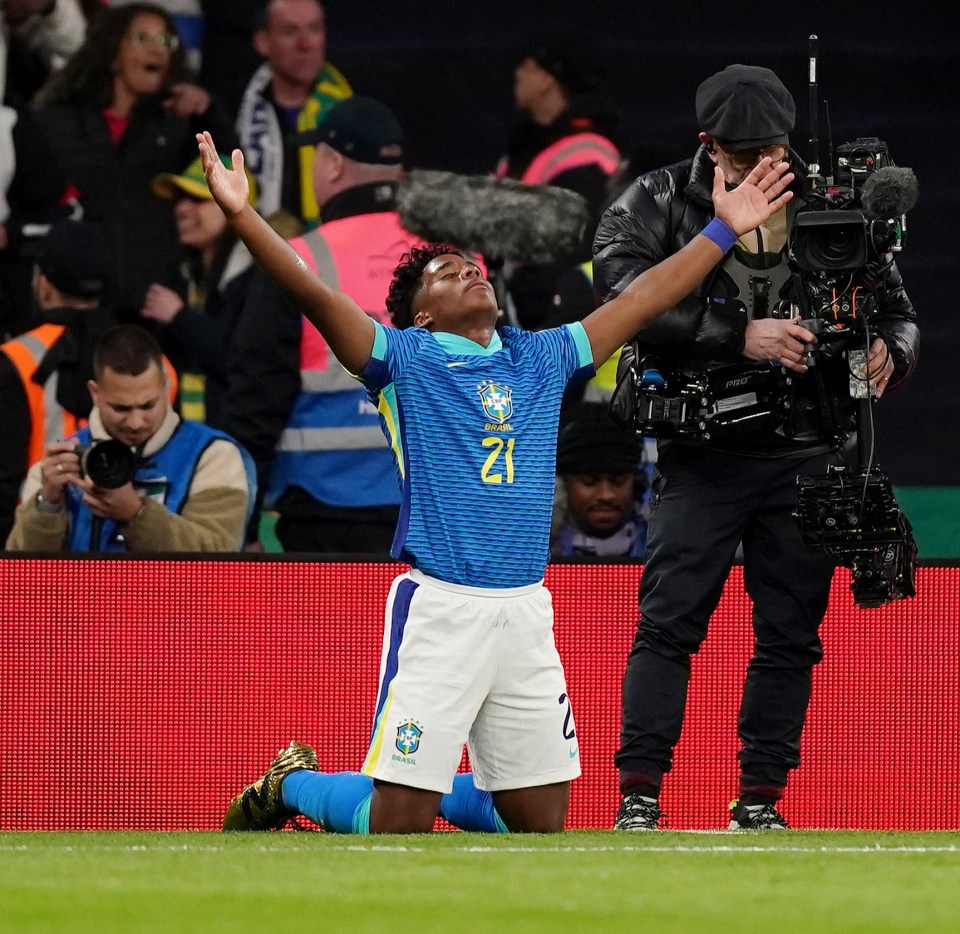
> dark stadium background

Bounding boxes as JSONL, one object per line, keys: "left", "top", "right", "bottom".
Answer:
{"left": 310, "top": 1, "right": 955, "bottom": 487}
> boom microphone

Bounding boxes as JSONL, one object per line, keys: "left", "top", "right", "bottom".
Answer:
{"left": 395, "top": 170, "right": 590, "bottom": 266}
{"left": 861, "top": 166, "right": 919, "bottom": 218}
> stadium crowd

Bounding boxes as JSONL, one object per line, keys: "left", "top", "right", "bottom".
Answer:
{"left": 0, "top": 0, "right": 918, "bottom": 834}
{"left": 1, "top": 0, "right": 657, "bottom": 556}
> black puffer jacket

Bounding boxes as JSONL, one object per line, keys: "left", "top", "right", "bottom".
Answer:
{"left": 36, "top": 93, "right": 237, "bottom": 322}
{"left": 593, "top": 145, "right": 919, "bottom": 387}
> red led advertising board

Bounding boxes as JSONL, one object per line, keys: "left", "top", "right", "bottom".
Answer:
{"left": 1, "top": 559, "right": 956, "bottom": 830}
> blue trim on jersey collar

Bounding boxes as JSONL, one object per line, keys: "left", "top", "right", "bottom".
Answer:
{"left": 433, "top": 330, "right": 503, "bottom": 356}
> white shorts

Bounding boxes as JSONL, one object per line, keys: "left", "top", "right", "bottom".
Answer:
{"left": 361, "top": 569, "right": 581, "bottom": 794}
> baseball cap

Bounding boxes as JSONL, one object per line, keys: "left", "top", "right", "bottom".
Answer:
{"left": 294, "top": 96, "right": 404, "bottom": 165}
{"left": 695, "top": 64, "right": 796, "bottom": 151}
{"left": 31, "top": 220, "right": 108, "bottom": 299}
{"left": 152, "top": 154, "right": 257, "bottom": 205}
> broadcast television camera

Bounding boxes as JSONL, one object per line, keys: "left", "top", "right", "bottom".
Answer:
{"left": 614, "top": 40, "right": 919, "bottom": 607}
{"left": 784, "top": 45, "right": 919, "bottom": 608}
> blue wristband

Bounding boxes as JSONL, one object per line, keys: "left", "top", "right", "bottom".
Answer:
{"left": 700, "top": 217, "right": 738, "bottom": 253}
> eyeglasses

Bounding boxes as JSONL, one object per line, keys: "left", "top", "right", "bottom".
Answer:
{"left": 129, "top": 31, "right": 180, "bottom": 51}
{"left": 714, "top": 141, "right": 789, "bottom": 165}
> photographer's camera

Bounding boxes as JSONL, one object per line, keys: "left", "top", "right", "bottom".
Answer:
{"left": 76, "top": 439, "right": 138, "bottom": 489}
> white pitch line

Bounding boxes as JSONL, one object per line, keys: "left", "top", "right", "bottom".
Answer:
{"left": 0, "top": 843, "right": 958, "bottom": 855}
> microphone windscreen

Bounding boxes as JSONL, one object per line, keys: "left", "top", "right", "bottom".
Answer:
{"left": 861, "top": 166, "right": 919, "bottom": 218}
{"left": 396, "top": 170, "right": 590, "bottom": 265}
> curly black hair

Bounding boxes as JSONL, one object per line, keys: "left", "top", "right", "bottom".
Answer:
{"left": 385, "top": 243, "right": 463, "bottom": 329}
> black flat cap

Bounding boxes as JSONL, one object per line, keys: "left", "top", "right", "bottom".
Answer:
{"left": 695, "top": 64, "right": 795, "bottom": 150}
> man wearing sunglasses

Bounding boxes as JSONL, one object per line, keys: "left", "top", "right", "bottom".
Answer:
{"left": 594, "top": 63, "right": 918, "bottom": 832}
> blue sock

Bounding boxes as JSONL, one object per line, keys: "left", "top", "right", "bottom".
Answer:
{"left": 438, "top": 773, "right": 509, "bottom": 833}
{"left": 282, "top": 770, "right": 373, "bottom": 833}
{"left": 282, "top": 770, "right": 508, "bottom": 834}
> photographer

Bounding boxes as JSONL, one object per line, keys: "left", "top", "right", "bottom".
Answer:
{"left": 593, "top": 64, "right": 919, "bottom": 830}
{"left": 6, "top": 323, "right": 255, "bottom": 552}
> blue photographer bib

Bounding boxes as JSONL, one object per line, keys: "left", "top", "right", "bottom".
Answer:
{"left": 67, "top": 422, "right": 255, "bottom": 552}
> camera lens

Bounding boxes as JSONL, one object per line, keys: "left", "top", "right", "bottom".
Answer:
{"left": 812, "top": 226, "right": 858, "bottom": 266}
{"left": 79, "top": 439, "right": 137, "bottom": 488}
{"left": 790, "top": 211, "right": 869, "bottom": 271}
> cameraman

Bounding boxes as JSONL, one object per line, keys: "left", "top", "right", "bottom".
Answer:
{"left": 593, "top": 64, "right": 919, "bottom": 830}
{"left": 6, "top": 324, "right": 255, "bottom": 552}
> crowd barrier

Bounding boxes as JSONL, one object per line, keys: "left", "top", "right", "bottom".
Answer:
{"left": 1, "top": 558, "right": 957, "bottom": 831}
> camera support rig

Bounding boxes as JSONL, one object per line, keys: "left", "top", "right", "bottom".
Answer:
{"left": 789, "top": 36, "right": 917, "bottom": 608}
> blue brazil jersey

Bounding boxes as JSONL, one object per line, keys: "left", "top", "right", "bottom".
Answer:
{"left": 361, "top": 322, "right": 594, "bottom": 587}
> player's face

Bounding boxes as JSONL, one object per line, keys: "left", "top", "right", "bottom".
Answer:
{"left": 87, "top": 364, "right": 169, "bottom": 449}
{"left": 413, "top": 254, "right": 498, "bottom": 333}
{"left": 565, "top": 473, "right": 634, "bottom": 537}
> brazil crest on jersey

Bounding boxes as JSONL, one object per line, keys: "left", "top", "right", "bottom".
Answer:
{"left": 361, "top": 322, "right": 594, "bottom": 587}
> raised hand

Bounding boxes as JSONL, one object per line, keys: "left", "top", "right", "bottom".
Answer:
{"left": 712, "top": 157, "right": 794, "bottom": 235}
{"left": 196, "top": 131, "right": 249, "bottom": 218}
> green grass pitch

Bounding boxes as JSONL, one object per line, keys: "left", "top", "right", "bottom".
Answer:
{"left": 3, "top": 831, "right": 959, "bottom": 932}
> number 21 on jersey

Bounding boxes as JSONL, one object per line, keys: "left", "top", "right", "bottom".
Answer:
{"left": 480, "top": 436, "right": 515, "bottom": 484}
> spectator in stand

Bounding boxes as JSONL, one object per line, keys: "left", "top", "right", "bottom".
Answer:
{"left": 0, "top": 220, "right": 179, "bottom": 543}
{"left": 1, "top": 0, "right": 86, "bottom": 337}
{"left": 6, "top": 323, "right": 254, "bottom": 552}
{"left": 496, "top": 36, "right": 621, "bottom": 334}
{"left": 235, "top": 0, "right": 351, "bottom": 236}
{"left": 498, "top": 36, "right": 621, "bottom": 222}
{"left": 224, "top": 96, "right": 415, "bottom": 554}
{"left": 0, "top": 219, "right": 113, "bottom": 542}
{"left": 140, "top": 151, "right": 257, "bottom": 429}
{"left": 32, "top": 2, "right": 237, "bottom": 322}
{"left": 550, "top": 402, "right": 649, "bottom": 559}
{"left": 0, "top": 101, "right": 74, "bottom": 340}
{"left": 107, "top": 1, "right": 204, "bottom": 75}
{"left": 1, "top": 0, "right": 86, "bottom": 105}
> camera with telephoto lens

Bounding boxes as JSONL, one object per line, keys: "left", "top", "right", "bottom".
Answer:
{"left": 76, "top": 439, "right": 138, "bottom": 489}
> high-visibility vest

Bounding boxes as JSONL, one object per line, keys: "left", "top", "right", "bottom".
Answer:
{"left": 1, "top": 323, "right": 179, "bottom": 470}
{"left": 264, "top": 212, "right": 418, "bottom": 509}
{"left": 497, "top": 132, "right": 621, "bottom": 186}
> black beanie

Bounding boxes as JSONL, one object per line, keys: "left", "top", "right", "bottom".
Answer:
{"left": 557, "top": 403, "right": 642, "bottom": 475}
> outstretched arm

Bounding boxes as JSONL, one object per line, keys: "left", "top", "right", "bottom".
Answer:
{"left": 196, "top": 131, "right": 376, "bottom": 374}
{"left": 582, "top": 158, "right": 795, "bottom": 366}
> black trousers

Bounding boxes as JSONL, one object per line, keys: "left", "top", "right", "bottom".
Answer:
{"left": 615, "top": 443, "right": 840, "bottom": 797}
